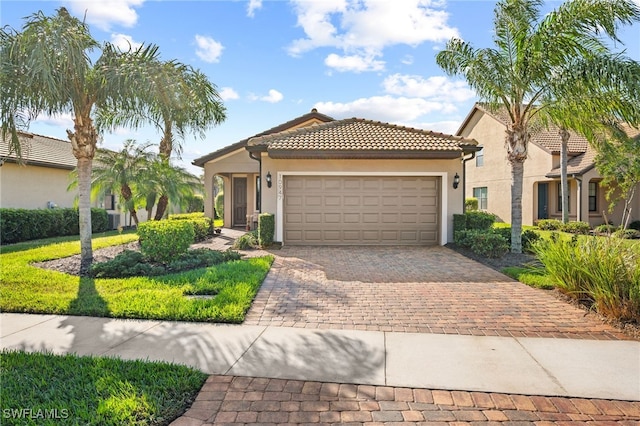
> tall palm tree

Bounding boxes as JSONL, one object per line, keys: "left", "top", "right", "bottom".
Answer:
{"left": 436, "top": 0, "right": 640, "bottom": 252}
{"left": 0, "top": 8, "right": 176, "bottom": 273}
{"left": 97, "top": 60, "right": 226, "bottom": 219}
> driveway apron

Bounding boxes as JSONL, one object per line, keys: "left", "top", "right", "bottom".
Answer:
{"left": 245, "top": 246, "right": 628, "bottom": 340}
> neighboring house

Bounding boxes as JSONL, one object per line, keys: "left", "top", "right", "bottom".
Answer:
{"left": 193, "top": 109, "right": 479, "bottom": 245}
{"left": 457, "top": 103, "right": 640, "bottom": 227}
{"left": 0, "top": 131, "right": 125, "bottom": 228}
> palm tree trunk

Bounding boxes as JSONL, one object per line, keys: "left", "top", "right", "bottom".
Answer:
{"left": 559, "top": 128, "right": 570, "bottom": 224}
{"left": 506, "top": 127, "right": 529, "bottom": 254}
{"left": 77, "top": 156, "right": 93, "bottom": 274}
{"left": 154, "top": 194, "right": 169, "bottom": 220}
{"left": 120, "top": 184, "right": 139, "bottom": 225}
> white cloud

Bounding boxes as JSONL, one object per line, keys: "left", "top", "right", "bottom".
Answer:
{"left": 288, "top": 0, "right": 459, "bottom": 72}
{"left": 64, "top": 0, "right": 144, "bottom": 31}
{"left": 219, "top": 87, "right": 239, "bottom": 101}
{"left": 324, "top": 52, "right": 384, "bottom": 73}
{"left": 383, "top": 74, "right": 474, "bottom": 102}
{"left": 195, "top": 35, "right": 224, "bottom": 63}
{"left": 408, "top": 120, "right": 461, "bottom": 135}
{"left": 261, "top": 89, "right": 284, "bottom": 103}
{"left": 314, "top": 95, "right": 457, "bottom": 123}
{"left": 401, "top": 55, "right": 414, "bottom": 65}
{"left": 34, "top": 113, "right": 74, "bottom": 129}
{"left": 110, "top": 33, "right": 142, "bottom": 51}
{"left": 247, "top": 0, "right": 262, "bottom": 17}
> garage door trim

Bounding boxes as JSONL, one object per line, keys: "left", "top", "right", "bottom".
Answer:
{"left": 276, "top": 171, "right": 449, "bottom": 245}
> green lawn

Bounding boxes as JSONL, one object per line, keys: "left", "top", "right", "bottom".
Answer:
{"left": 1, "top": 233, "right": 273, "bottom": 323}
{"left": 1, "top": 350, "right": 206, "bottom": 426}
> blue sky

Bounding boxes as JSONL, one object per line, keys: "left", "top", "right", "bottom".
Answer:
{"left": 2, "top": 0, "right": 639, "bottom": 175}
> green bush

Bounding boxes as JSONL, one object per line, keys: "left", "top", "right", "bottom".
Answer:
{"left": 561, "top": 221, "right": 591, "bottom": 235}
{"left": 0, "top": 208, "right": 109, "bottom": 244}
{"left": 521, "top": 229, "right": 541, "bottom": 253}
{"left": 214, "top": 191, "right": 224, "bottom": 219}
{"left": 168, "top": 213, "right": 213, "bottom": 242}
{"left": 536, "top": 219, "right": 563, "bottom": 230}
{"left": 628, "top": 220, "right": 640, "bottom": 231}
{"left": 454, "top": 229, "right": 509, "bottom": 258}
{"left": 232, "top": 230, "right": 258, "bottom": 250}
{"left": 612, "top": 229, "right": 640, "bottom": 239}
{"left": 465, "top": 197, "right": 479, "bottom": 211}
{"left": 465, "top": 211, "right": 496, "bottom": 230}
{"left": 533, "top": 235, "right": 640, "bottom": 322}
{"left": 89, "top": 250, "right": 165, "bottom": 278}
{"left": 137, "top": 220, "right": 195, "bottom": 264}
{"left": 453, "top": 214, "right": 466, "bottom": 233}
{"left": 258, "top": 213, "right": 275, "bottom": 247}
{"left": 595, "top": 224, "right": 618, "bottom": 235}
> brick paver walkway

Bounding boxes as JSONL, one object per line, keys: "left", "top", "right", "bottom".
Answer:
{"left": 171, "top": 376, "right": 640, "bottom": 425}
{"left": 245, "top": 246, "right": 629, "bottom": 340}
{"left": 172, "top": 242, "right": 638, "bottom": 425}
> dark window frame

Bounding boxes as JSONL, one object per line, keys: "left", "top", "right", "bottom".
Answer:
{"left": 588, "top": 181, "right": 598, "bottom": 212}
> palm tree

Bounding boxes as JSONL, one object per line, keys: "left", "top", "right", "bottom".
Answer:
{"left": 78, "top": 140, "right": 154, "bottom": 226}
{"left": 436, "top": 0, "right": 640, "bottom": 252}
{"left": 97, "top": 60, "right": 226, "bottom": 219}
{"left": 1, "top": 8, "right": 178, "bottom": 273}
{"left": 138, "top": 157, "right": 201, "bottom": 220}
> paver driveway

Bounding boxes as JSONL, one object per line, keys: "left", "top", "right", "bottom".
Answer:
{"left": 245, "top": 246, "right": 628, "bottom": 340}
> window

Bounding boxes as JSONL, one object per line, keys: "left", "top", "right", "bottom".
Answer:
{"left": 589, "top": 182, "right": 598, "bottom": 212}
{"left": 103, "top": 193, "right": 115, "bottom": 210}
{"left": 255, "top": 176, "right": 261, "bottom": 211}
{"left": 473, "top": 187, "right": 488, "bottom": 210}
{"left": 476, "top": 148, "right": 484, "bottom": 167}
{"left": 557, "top": 182, "right": 570, "bottom": 212}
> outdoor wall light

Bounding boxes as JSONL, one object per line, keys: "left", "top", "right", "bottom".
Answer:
{"left": 453, "top": 173, "right": 460, "bottom": 189}
{"left": 266, "top": 171, "right": 272, "bottom": 188}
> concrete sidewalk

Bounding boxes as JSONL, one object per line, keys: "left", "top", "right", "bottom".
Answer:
{"left": 2, "top": 313, "right": 638, "bottom": 401}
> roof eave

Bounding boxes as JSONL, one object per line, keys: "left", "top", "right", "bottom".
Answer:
{"left": 267, "top": 149, "right": 465, "bottom": 160}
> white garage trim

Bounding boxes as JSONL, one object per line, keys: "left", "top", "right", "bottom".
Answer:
{"left": 276, "top": 171, "right": 449, "bottom": 245}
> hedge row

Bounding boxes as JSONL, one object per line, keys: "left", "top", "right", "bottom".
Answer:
{"left": 1, "top": 208, "right": 109, "bottom": 245}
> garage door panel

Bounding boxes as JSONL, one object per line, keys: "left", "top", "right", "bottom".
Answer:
{"left": 284, "top": 176, "right": 439, "bottom": 245}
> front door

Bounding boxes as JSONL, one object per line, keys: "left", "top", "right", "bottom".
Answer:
{"left": 233, "top": 177, "right": 247, "bottom": 226}
{"left": 538, "top": 183, "right": 548, "bottom": 220}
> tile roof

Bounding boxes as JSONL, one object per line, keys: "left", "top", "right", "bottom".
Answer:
{"left": 546, "top": 145, "right": 598, "bottom": 178}
{"left": 1, "top": 131, "right": 76, "bottom": 169}
{"left": 192, "top": 109, "right": 334, "bottom": 166}
{"left": 248, "top": 118, "right": 478, "bottom": 158}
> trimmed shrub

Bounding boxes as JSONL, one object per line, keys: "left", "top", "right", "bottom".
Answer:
{"left": 453, "top": 214, "right": 466, "bottom": 233}
{"left": 168, "top": 213, "right": 213, "bottom": 242}
{"left": 521, "top": 229, "right": 541, "bottom": 253}
{"left": 0, "top": 208, "right": 109, "bottom": 244}
{"left": 465, "top": 211, "right": 496, "bottom": 230}
{"left": 561, "top": 221, "right": 591, "bottom": 235}
{"left": 137, "top": 220, "right": 195, "bottom": 264}
{"left": 214, "top": 191, "right": 224, "bottom": 219}
{"left": 258, "top": 213, "right": 275, "bottom": 247}
{"left": 536, "top": 219, "right": 563, "bottom": 230}
{"left": 465, "top": 197, "right": 479, "bottom": 211}
{"left": 454, "top": 229, "right": 509, "bottom": 258}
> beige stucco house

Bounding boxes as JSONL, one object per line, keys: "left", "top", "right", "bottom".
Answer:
{"left": 457, "top": 103, "right": 640, "bottom": 227}
{"left": 193, "top": 109, "right": 480, "bottom": 245}
{"left": 0, "top": 131, "right": 127, "bottom": 228}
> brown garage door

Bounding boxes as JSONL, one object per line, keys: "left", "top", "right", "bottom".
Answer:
{"left": 284, "top": 176, "right": 439, "bottom": 245}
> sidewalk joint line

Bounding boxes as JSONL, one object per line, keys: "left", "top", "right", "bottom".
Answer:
{"left": 223, "top": 325, "right": 268, "bottom": 375}
{"left": 514, "top": 337, "right": 567, "bottom": 393}
{"left": 98, "top": 320, "right": 162, "bottom": 356}
{"left": 0, "top": 314, "right": 58, "bottom": 338}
